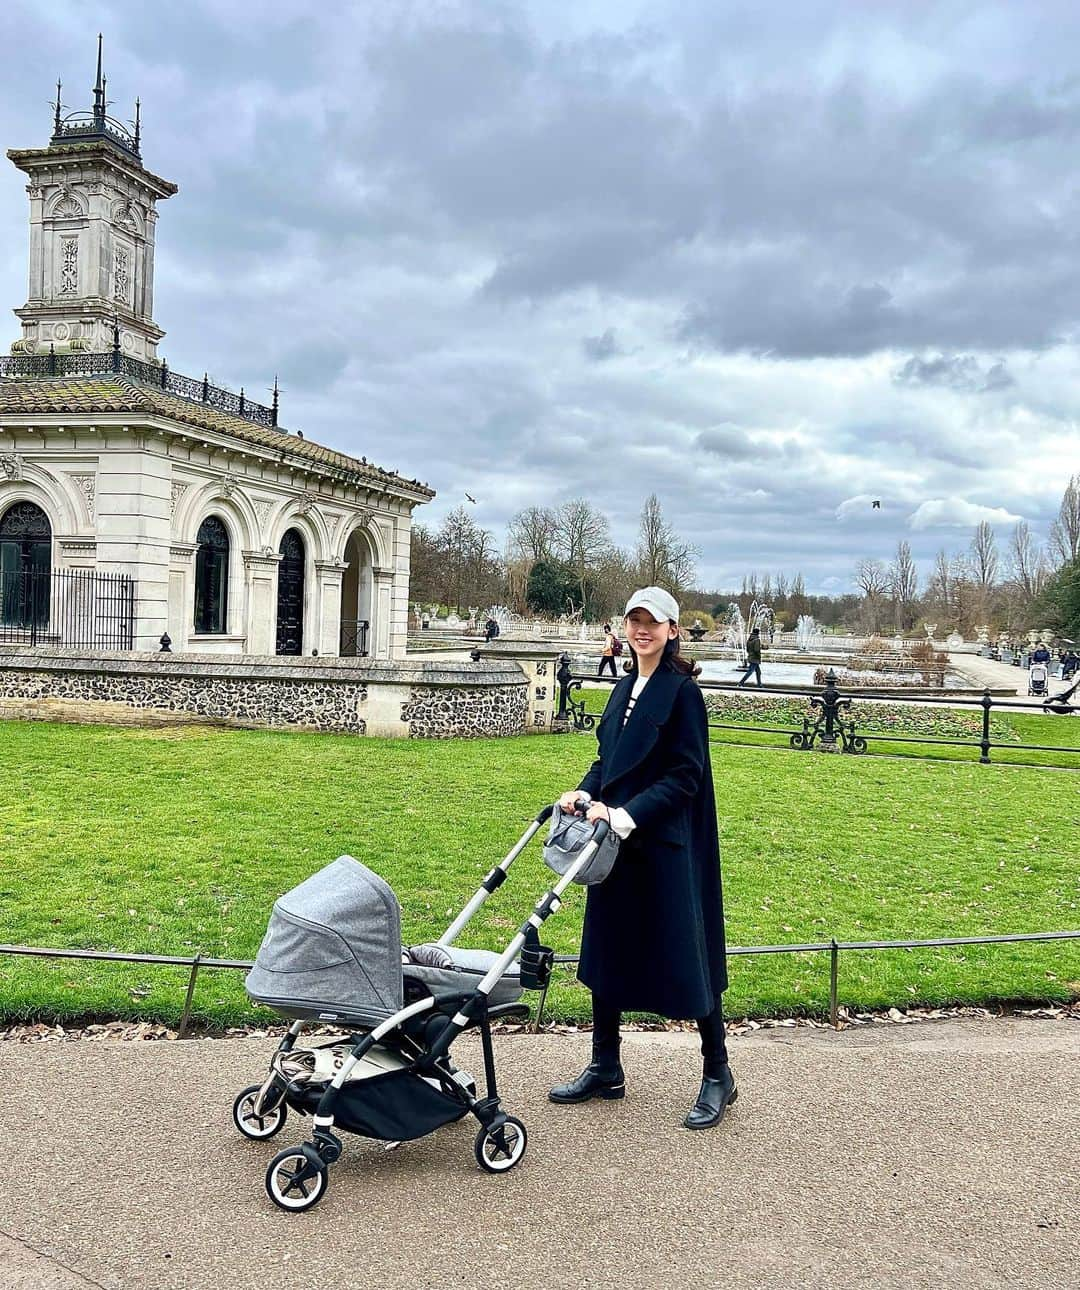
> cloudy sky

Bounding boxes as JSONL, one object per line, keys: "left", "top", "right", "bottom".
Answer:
{"left": 2, "top": 1, "right": 1079, "bottom": 593}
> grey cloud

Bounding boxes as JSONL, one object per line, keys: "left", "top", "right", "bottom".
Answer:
{"left": 2, "top": 2, "right": 1078, "bottom": 595}
{"left": 695, "top": 425, "right": 779, "bottom": 462}
{"left": 893, "top": 354, "right": 1015, "bottom": 392}
{"left": 581, "top": 328, "right": 622, "bottom": 362}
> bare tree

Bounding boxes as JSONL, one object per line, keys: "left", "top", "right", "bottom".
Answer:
{"left": 853, "top": 557, "right": 889, "bottom": 632}
{"left": 1008, "top": 521, "right": 1046, "bottom": 598}
{"left": 887, "top": 540, "right": 918, "bottom": 631}
{"left": 507, "top": 505, "right": 557, "bottom": 564}
{"left": 635, "top": 494, "right": 697, "bottom": 595}
{"left": 553, "top": 498, "right": 611, "bottom": 611}
{"left": 970, "top": 521, "right": 999, "bottom": 590}
{"left": 1048, "top": 474, "right": 1080, "bottom": 567}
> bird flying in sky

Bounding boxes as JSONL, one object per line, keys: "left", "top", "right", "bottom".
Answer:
{"left": 872, "top": 500, "right": 881, "bottom": 509}
{"left": 464, "top": 492, "right": 477, "bottom": 504}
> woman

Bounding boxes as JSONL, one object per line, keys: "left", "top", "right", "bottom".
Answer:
{"left": 597, "top": 623, "right": 618, "bottom": 677}
{"left": 549, "top": 586, "right": 735, "bottom": 1129}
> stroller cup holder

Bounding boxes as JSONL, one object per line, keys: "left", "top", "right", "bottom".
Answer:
{"left": 519, "top": 925, "right": 554, "bottom": 991}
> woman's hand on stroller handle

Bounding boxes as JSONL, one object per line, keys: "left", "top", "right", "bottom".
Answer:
{"left": 556, "top": 791, "right": 610, "bottom": 826}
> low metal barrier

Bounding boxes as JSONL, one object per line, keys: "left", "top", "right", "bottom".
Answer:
{"left": 2, "top": 929, "right": 1078, "bottom": 1036}
{"left": 554, "top": 656, "right": 1080, "bottom": 766}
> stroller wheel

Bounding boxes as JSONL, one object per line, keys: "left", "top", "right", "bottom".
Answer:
{"left": 265, "top": 1146, "right": 328, "bottom": 1212}
{"left": 232, "top": 1083, "right": 287, "bottom": 1140}
{"left": 474, "top": 1115, "right": 528, "bottom": 1174}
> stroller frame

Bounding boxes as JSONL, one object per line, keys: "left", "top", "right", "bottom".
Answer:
{"left": 236, "top": 804, "right": 608, "bottom": 1211}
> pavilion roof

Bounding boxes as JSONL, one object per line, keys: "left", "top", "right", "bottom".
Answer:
{"left": 0, "top": 375, "right": 434, "bottom": 499}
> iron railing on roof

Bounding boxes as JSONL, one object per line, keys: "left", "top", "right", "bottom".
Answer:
{"left": 0, "top": 345, "right": 278, "bottom": 429}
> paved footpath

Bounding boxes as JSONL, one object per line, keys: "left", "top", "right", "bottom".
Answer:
{"left": 1, "top": 1018, "right": 1077, "bottom": 1290}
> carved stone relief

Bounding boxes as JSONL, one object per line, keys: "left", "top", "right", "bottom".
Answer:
{"left": 69, "top": 473, "right": 96, "bottom": 521}
{"left": 0, "top": 453, "right": 23, "bottom": 481}
{"left": 113, "top": 246, "right": 130, "bottom": 303}
{"left": 169, "top": 481, "right": 188, "bottom": 517}
{"left": 60, "top": 237, "right": 79, "bottom": 295}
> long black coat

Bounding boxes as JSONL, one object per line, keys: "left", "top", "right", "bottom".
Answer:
{"left": 576, "top": 665, "right": 727, "bottom": 1019}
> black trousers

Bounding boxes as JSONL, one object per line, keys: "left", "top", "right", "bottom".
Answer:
{"left": 591, "top": 993, "right": 729, "bottom": 1079}
{"left": 597, "top": 655, "right": 618, "bottom": 676}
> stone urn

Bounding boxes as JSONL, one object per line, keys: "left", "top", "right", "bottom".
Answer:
{"left": 688, "top": 619, "right": 707, "bottom": 643}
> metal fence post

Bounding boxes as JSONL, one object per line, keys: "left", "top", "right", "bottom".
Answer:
{"left": 829, "top": 939, "right": 840, "bottom": 1029}
{"left": 554, "top": 653, "right": 572, "bottom": 729}
{"left": 980, "top": 688, "right": 992, "bottom": 764}
{"left": 532, "top": 979, "right": 551, "bottom": 1033}
{"left": 177, "top": 953, "right": 202, "bottom": 1039}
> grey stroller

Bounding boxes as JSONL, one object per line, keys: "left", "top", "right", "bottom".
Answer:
{"left": 233, "top": 804, "right": 610, "bottom": 1212}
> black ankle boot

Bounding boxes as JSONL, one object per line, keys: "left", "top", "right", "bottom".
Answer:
{"left": 548, "top": 1062, "right": 625, "bottom": 1104}
{"left": 683, "top": 1065, "right": 737, "bottom": 1129}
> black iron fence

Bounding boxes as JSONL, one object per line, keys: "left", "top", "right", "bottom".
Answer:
{"left": 0, "top": 567, "right": 134, "bottom": 649}
{"left": 554, "top": 657, "right": 1080, "bottom": 766}
{"left": 339, "top": 619, "right": 370, "bottom": 658}
{"left": 0, "top": 347, "right": 277, "bottom": 428}
{"left": 2, "top": 929, "right": 1078, "bottom": 1036}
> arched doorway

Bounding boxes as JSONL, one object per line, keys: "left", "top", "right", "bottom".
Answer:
{"left": 276, "top": 528, "right": 305, "bottom": 655}
{"left": 0, "top": 500, "right": 51, "bottom": 630}
{"left": 340, "top": 529, "right": 372, "bottom": 657}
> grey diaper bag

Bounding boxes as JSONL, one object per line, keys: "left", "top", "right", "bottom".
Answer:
{"left": 542, "top": 802, "right": 620, "bottom": 885}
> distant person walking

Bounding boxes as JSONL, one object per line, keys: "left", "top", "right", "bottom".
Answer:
{"left": 597, "top": 623, "right": 619, "bottom": 677}
{"left": 1031, "top": 641, "right": 1051, "bottom": 665}
{"left": 737, "top": 628, "right": 763, "bottom": 686}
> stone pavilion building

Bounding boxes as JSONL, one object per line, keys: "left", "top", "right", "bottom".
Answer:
{"left": 0, "top": 43, "right": 433, "bottom": 659}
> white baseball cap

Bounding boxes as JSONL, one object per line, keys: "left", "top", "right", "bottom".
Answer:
{"left": 624, "top": 586, "right": 680, "bottom": 623}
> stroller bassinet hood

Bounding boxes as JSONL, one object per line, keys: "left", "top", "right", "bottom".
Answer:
{"left": 246, "top": 856, "right": 403, "bottom": 1025}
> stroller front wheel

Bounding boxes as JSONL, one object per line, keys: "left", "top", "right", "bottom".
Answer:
{"left": 232, "top": 1083, "right": 288, "bottom": 1140}
{"left": 265, "top": 1146, "right": 328, "bottom": 1212}
{"left": 474, "top": 1115, "right": 528, "bottom": 1174}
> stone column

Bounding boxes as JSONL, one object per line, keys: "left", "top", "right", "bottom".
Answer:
{"left": 95, "top": 431, "right": 171, "bottom": 651}
{"left": 498, "top": 648, "right": 561, "bottom": 733}
{"left": 373, "top": 567, "right": 394, "bottom": 660}
{"left": 244, "top": 551, "right": 282, "bottom": 655}
{"left": 168, "top": 541, "right": 198, "bottom": 650}
{"left": 315, "top": 559, "right": 347, "bottom": 657}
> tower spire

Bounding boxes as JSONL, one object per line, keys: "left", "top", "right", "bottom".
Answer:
{"left": 93, "top": 34, "right": 105, "bottom": 125}
{"left": 53, "top": 79, "right": 62, "bottom": 133}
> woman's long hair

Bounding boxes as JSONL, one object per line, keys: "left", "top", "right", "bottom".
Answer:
{"left": 625, "top": 624, "right": 701, "bottom": 677}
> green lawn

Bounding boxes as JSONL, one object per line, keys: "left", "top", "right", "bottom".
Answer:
{"left": 1, "top": 718, "right": 1077, "bottom": 1028}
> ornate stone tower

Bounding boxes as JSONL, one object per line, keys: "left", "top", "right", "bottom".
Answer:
{"left": 6, "top": 37, "right": 177, "bottom": 361}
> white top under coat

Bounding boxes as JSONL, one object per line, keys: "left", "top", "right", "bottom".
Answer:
{"left": 607, "top": 673, "right": 650, "bottom": 840}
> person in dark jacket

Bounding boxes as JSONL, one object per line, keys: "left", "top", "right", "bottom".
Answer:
{"left": 549, "top": 586, "right": 735, "bottom": 1130}
{"left": 737, "top": 628, "right": 763, "bottom": 686}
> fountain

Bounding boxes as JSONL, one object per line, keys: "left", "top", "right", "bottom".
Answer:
{"left": 795, "top": 614, "right": 822, "bottom": 653}
{"left": 724, "top": 600, "right": 774, "bottom": 665}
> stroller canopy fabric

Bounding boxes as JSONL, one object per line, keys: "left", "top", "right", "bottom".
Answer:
{"left": 246, "top": 856, "right": 404, "bottom": 1025}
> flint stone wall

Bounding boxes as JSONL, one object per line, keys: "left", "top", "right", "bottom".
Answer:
{"left": 0, "top": 648, "right": 532, "bottom": 738}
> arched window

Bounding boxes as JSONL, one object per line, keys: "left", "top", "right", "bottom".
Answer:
{"left": 194, "top": 515, "right": 229, "bottom": 634}
{"left": 275, "top": 528, "right": 305, "bottom": 655}
{"left": 0, "top": 500, "right": 51, "bottom": 629}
